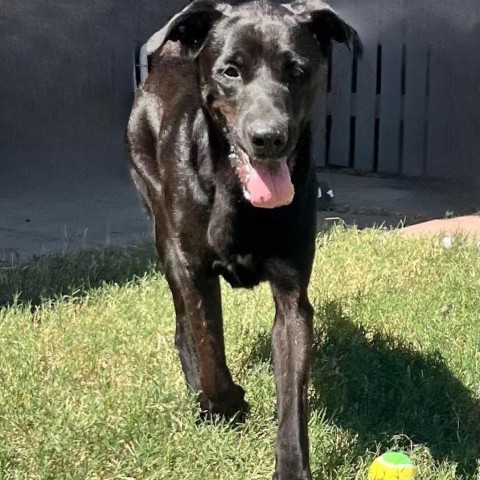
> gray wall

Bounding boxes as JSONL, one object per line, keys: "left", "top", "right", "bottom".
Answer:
{"left": 0, "top": 0, "right": 185, "bottom": 194}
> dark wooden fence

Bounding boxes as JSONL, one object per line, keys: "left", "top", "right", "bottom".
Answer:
{"left": 312, "top": 0, "right": 480, "bottom": 181}
{"left": 1, "top": 0, "right": 479, "bottom": 192}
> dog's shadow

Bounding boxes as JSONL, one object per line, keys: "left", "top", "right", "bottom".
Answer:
{"left": 248, "top": 301, "right": 479, "bottom": 475}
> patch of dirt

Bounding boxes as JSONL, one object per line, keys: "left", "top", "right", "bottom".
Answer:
{"left": 399, "top": 215, "right": 480, "bottom": 239}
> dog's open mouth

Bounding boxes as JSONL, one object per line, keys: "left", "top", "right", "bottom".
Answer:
{"left": 231, "top": 147, "right": 295, "bottom": 209}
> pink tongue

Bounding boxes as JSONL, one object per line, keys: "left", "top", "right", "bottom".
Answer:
{"left": 246, "top": 160, "right": 295, "bottom": 208}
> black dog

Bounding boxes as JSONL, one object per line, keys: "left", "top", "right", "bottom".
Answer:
{"left": 126, "top": 1, "right": 357, "bottom": 478}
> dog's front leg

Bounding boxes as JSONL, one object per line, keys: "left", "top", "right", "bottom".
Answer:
{"left": 171, "top": 269, "right": 248, "bottom": 419}
{"left": 271, "top": 286, "right": 314, "bottom": 480}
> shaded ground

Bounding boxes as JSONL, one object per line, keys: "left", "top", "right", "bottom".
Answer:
{"left": 316, "top": 170, "right": 479, "bottom": 232}
{"left": 1, "top": 171, "right": 479, "bottom": 265}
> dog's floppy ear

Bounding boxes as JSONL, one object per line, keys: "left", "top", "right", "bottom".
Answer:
{"left": 283, "top": 0, "right": 361, "bottom": 55}
{"left": 146, "top": 0, "right": 230, "bottom": 56}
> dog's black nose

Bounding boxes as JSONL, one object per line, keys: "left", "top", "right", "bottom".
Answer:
{"left": 248, "top": 123, "right": 288, "bottom": 158}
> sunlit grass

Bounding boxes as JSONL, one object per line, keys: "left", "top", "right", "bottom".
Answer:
{"left": 0, "top": 228, "right": 478, "bottom": 479}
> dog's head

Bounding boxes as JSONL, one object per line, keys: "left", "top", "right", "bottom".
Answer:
{"left": 148, "top": 0, "right": 359, "bottom": 208}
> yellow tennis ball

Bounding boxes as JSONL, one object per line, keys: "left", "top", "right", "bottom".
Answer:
{"left": 368, "top": 452, "right": 415, "bottom": 480}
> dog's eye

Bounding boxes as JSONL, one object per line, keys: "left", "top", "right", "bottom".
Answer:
{"left": 223, "top": 66, "right": 240, "bottom": 78}
{"left": 287, "top": 63, "right": 306, "bottom": 81}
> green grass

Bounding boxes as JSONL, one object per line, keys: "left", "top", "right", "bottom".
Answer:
{"left": 0, "top": 228, "right": 478, "bottom": 479}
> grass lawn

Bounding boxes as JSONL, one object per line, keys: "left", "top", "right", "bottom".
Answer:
{"left": 0, "top": 228, "right": 478, "bottom": 479}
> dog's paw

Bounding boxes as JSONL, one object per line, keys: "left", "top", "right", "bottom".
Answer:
{"left": 273, "top": 462, "right": 312, "bottom": 480}
{"left": 272, "top": 471, "right": 312, "bottom": 480}
{"left": 197, "top": 384, "right": 249, "bottom": 426}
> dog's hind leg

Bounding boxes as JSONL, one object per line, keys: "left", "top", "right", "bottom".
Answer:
{"left": 271, "top": 284, "right": 314, "bottom": 480}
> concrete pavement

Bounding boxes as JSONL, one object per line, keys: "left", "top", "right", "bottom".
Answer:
{"left": 0, "top": 179, "right": 149, "bottom": 265}
{"left": 1, "top": 172, "right": 479, "bottom": 265}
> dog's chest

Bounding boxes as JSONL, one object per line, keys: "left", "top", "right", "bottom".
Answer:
{"left": 208, "top": 205, "right": 289, "bottom": 289}
{"left": 212, "top": 253, "right": 263, "bottom": 289}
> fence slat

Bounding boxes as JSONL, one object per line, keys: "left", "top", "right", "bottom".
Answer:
{"left": 450, "top": 25, "right": 480, "bottom": 181}
{"left": 352, "top": 0, "right": 379, "bottom": 171}
{"left": 328, "top": 46, "right": 353, "bottom": 167}
{"left": 377, "top": 2, "right": 404, "bottom": 174}
{"left": 425, "top": 45, "right": 454, "bottom": 178}
{"left": 312, "top": 67, "right": 328, "bottom": 168}
{"left": 402, "top": 3, "right": 429, "bottom": 177}
{"left": 424, "top": 0, "right": 480, "bottom": 180}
